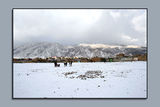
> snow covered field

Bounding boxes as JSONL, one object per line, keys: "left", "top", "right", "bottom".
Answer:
{"left": 13, "top": 61, "right": 147, "bottom": 98}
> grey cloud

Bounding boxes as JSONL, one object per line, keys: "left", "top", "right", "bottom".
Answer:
{"left": 14, "top": 9, "right": 146, "bottom": 46}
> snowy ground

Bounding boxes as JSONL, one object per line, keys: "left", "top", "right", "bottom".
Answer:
{"left": 13, "top": 61, "right": 147, "bottom": 98}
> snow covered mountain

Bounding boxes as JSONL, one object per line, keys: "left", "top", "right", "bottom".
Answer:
{"left": 13, "top": 42, "right": 147, "bottom": 58}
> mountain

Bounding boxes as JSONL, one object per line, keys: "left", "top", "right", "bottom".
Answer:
{"left": 13, "top": 42, "right": 147, "bottom": 58}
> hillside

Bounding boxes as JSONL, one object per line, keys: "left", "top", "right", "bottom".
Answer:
{"left": 14, "top": 42, "right": 147, "bottom": 58}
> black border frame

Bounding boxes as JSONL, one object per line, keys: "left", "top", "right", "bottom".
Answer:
{"left": 12, "top": 8, "right": 148, "bottom": 100}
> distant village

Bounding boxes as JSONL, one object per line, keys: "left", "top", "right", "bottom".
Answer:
{"left": 13, "top": 53, "right": 147, "bottom": 63}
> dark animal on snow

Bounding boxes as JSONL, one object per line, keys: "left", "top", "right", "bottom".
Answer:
{"left": 56, "top": 64, "right": 60, "bottom": 67}
{"left": 64, "top": 62, "right": 67, "bottom": 67}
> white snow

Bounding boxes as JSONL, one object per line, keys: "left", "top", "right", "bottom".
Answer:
{"left": 79, "top": 43, "right": 141, "bottom": 49}
{"left": 79, "top": 43, "right": 122, "bottom": 48}
{"left": 13, "top": 61, "right": 147, "bottom": 98}
{"left": 14, "top": 42, "right": 146, "bottom": 58}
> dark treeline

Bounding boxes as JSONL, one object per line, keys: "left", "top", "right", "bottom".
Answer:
{"left": 13, "top": 53, "right": 147, "bottom": 63}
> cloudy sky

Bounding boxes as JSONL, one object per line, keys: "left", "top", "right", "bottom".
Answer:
{"left": 14, "top": 9, "right": 147, "bottom": 46}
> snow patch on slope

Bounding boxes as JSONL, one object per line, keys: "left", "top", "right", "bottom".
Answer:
{"left": 79, "top": 43, "right": 141, "bottom": 49}
{"left": 14, "top": 42, "right": 146, "bottom": 58}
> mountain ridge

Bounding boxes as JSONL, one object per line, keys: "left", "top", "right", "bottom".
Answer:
{"left": 14, "top": 42, "right": 147, "bottom": 58}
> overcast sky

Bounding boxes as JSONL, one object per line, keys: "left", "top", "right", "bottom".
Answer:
{"left": 14, "top": 9, "right": 146, "bottom": 46}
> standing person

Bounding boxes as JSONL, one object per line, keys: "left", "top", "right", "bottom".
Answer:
{"left": 54, "top": 60, "right": 57, "bottom": 67}
{"left": 69, "top": 61, "right": 73, "bottom": 66}
{"left": 54, "top": 60, "right": 60, "bottom": 67}
{"left": 64, "top": 62, "right": 67, "bottom": 67}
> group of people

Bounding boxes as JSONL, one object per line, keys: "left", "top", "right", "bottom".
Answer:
{"left": 54, "top": 61, "right": 73, "bottom": 67}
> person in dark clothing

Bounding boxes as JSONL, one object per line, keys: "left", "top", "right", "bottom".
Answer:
{"left": 69, "top": 61, "right": 73, "bottom": 67}
{"left": 54, "top": 61, "right": 60, "bottom": 67}
{"left": 54, "top": 61, "right": 57, "bottom": 67}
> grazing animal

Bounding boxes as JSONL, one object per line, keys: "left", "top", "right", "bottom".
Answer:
{"left": 56, "top": 64, "right": 60, "bottom": 67}
{"left": 64, "top": 62, "right": 67, "bottom": 67}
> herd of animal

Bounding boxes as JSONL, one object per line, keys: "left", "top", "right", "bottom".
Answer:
{"left": 54, "top": 61, "right": 73, "bottom": 67}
